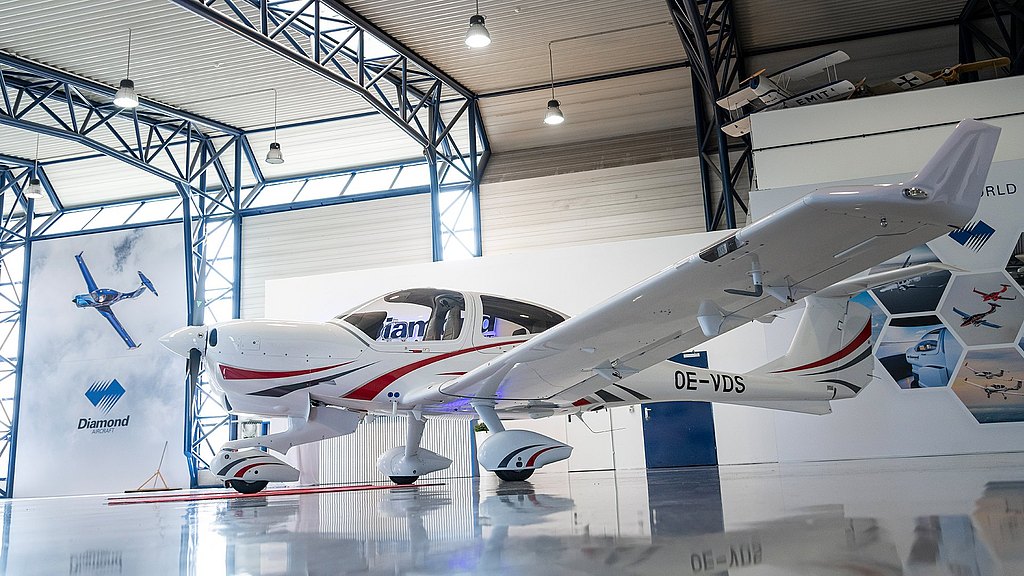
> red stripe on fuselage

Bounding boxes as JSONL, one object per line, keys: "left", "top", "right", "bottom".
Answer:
{"left": 220, "top": 362, "right": 350, "bottom": 381}
{"left": 344, "top": 340, "right": 527, "bottom": 401}
{"left": 772, "top": 322, "right": 871, "bottom": 374}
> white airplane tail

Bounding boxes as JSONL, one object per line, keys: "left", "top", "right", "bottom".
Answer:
{"left": 752, "top": 296, "right": 874, "bottom": 400}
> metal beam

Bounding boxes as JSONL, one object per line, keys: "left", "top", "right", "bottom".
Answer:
{"left": 667, "top": 0, "right": 751, "bottom": 231}
{"left": 959, "top": 0, "right": 1024, "bottom": 76}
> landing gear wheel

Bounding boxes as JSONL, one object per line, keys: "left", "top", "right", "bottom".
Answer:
{"left": 495, "top": 469, "right": 534, "bottom": 482}
{"left": 389, "top": 475, "right": 419, "bottom": 485}
{"left": 227, "top": 479, "right": 268, "bottom": 494}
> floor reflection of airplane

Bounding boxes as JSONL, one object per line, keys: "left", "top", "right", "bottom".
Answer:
{"left": 974, "top": 284, "right": 1017, "bottom": 302}
{"left": 72, "top": 252, "right": 158, "bottom": 350}
{"left": 856, "top": 57, "right": 1010, "bottom": 97}
{"left": 716, "top": 50, "right": 854, "bottom": 137}
{"left": 952, "top": 303, "right": 1002, "bottom": 328}
{"left": 964, "top": 378, "right": 1024, "bottom": 399}
{"left": 964, "top": 362, "right": 1005, "bottom": 380}
{"left": 159, "top": 120, "right": 998, "bottom": 493}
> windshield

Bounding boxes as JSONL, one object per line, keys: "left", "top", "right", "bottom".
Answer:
{"left": 337, "top": 289, "right": 466, "bottom": 343}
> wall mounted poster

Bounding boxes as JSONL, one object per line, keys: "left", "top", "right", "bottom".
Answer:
{"left": 14, "top": 224, "right": 188, "bottom": 496}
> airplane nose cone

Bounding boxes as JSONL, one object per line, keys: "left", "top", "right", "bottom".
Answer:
{"left": 159, "top": 326, "right": 208, "bottom": 358}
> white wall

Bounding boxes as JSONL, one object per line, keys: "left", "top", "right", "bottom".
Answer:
{"left": 241, "top": 193, "right": 433, "bottom": 319}
{"left": 480, "top": 157, "right": 707, "bottom": 255}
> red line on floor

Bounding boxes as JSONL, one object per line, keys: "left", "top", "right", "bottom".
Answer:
{"left": 107, "top": 482, "right": 445, "bottom": 505}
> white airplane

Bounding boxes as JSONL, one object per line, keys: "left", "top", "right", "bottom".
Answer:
{"left": 964, "top": 362, "right": 1006, "bottom": 380}
{"left": 161, "top": 120, "right": 999, "bottom": 494}
{"left": 963, "top": 378, "right": 1024, "bottom": 400}
{"left": 716, "top": 50, "right": 855, "bottom": 137}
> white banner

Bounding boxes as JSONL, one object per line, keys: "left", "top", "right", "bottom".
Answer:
{"left": 14, "top": 224, "right": 188, "bottom": 496}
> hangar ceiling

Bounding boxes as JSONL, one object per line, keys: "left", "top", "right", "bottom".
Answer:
{"left": 0, "top": 0, "right": 1010, "bottom": 210}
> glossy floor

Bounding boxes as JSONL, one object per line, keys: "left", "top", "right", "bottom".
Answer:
{"left": 5, "top": 453, "right": 1024, "bottom": 575}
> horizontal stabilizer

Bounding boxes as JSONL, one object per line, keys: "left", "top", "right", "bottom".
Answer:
{"left": 817, "top": 263, "right": 959, "bottom": 298}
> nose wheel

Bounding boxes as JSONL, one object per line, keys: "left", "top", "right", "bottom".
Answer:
{"left": 227, "top": 479, "right": 269, "bottom": 494}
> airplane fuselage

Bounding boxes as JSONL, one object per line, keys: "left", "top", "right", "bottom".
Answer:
{"left": 164, "top": 290, "right": 856, "bottom": 421}
{"left": 73, "top": 288, "right": 133, "bottom": 308}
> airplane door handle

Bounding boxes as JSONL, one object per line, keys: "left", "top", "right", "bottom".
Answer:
{"left": 643, "top": 407, "right": 652, "bottom": 421}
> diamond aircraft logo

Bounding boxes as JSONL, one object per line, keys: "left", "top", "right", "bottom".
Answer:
{"left": 85, "top": 379, "right": 125, "bottom": 414}
{"left": 948, "top": 220, "right": 995, "bottom": 252}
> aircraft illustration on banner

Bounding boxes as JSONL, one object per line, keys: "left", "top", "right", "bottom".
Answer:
{"left": 973, "top": 284, "right": 1017, "bottom": 302}
{"left": 963, "top": 378, "right": 1024, "bottom": 400}
{"left": 964, "top": 362, "right": 1006, "bottom": 380}
{"left": 877, "top": 255, "right": 921, "bottom": 293}
{"left": 72, "top": 252, "right": 158, "bottom": 350}
{"left": 161, "top": 120, "right": 999, "bottom": 494}
{"left": 952, "top": 303, "right": 1003, "bottom": 329}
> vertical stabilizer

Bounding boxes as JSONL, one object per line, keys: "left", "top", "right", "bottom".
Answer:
{"left": 754, "top": 296, "right": 874, "bottom": 398}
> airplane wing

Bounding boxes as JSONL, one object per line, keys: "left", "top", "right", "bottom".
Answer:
{"left": 414, "top": 120, "right": 998, "bottom": 405}
{"left": 979, "top": 320, "right": 1002, "bottom": 329}
{"left": 96, "top": 306, "right": 140, "bottom": 349}
{"left": 767, "top": 50, "right": 849, "bottom": 85}
{"left": 952, "top": 307, "right": 970, "bottom": 319}
{"left": 75, "top": 252, "right": 98, "bottom": 293}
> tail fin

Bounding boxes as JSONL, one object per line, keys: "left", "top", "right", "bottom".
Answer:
{"left": 903, "top": 119, "right": 1001, "bottom": 227}
{"left": 754, "top": 296, "right": 874, "bottom": 399}
{"left": 138, "top": 271, "right": 158, "bottom": 296}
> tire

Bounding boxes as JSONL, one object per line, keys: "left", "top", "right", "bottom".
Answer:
{"left": 227, "top": 479, "right": 268, "bottom": 494}
{"left": 495, "top": 469, "right": 534, "bottom": 482}
{"left": 390, "top": 475, "right": 419, "bottom": 485}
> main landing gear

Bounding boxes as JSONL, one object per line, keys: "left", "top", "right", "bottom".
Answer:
{"left": 377, "top": 415, "right": 452, "bottom": 485}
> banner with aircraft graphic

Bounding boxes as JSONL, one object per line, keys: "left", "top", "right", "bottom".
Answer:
{"left": 14, "top": 224, "right": 188, "bottom": 497}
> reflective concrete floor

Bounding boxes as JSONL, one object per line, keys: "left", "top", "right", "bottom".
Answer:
{"left": 4, "top": 453, "right": 1024, "bottom": 575}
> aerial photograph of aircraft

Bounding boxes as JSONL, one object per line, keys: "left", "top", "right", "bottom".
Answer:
{"left": 715, "top": 50, "right": 854, "bottom": 137}
{"left": 952, "top": 303, "right": 1002, "bottom": 329}
{"left": 159, "top": 119, "right": 998, "bottom": 493}
{"left": 974, "top": 284, "right": 1017, "bottom": 302}
{"left": 964, "top": 362, "right": 1006, "bottom": 380}
{"left": 962, "top": 378, "right": 1024, "bottom": 400}
{"left": 72, "top": 252, "right": 159, "bottom": 350}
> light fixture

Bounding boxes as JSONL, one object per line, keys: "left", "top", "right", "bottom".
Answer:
{"left": 113, "top": 29, "right": 139, "bottom": 109}
{"left": 265, "top": 89, "right": 284, "bottom": 164}
{"left": 25, "top": 135, "right": 45, "bottom": 200}
{"left": 464, "top": 0, "right": 490, "bottom": 48}
{"left": 543, "top": 43, "right": 564, "bottom": 125}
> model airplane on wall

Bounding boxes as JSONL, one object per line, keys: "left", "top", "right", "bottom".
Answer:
{"left": 162, "top": 120, "right": 1000, "bottom": 494}
{"left": 715, "top": 50, "right": 855, "bottom": 137}
{"left": 72, "top": 252, "right": 158, "bottom": 350}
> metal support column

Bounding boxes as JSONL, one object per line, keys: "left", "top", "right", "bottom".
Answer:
{"left": 959, "top": 0, "right": 1024, "bottom": 76}
{"left": 667, "top": 0, "right": 752, "bottom": 231}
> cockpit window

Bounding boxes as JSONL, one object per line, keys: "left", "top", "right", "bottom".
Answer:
{"left": 480, "top": 295, "right": 566, "bottom": 338}
{"left": 337, "top": 289, "right": 466, "bottom": 343}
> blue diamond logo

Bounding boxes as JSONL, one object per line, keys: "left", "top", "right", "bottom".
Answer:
{"left": 949, "top": 220, "right": 995, "bottom": 252}
{"left": 85, "top": 379, "right": 125, "bottom": 414}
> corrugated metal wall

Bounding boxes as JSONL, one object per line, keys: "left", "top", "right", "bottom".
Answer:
{"left": 318, "top": 416, "right": 476, "bottom": 484}
{"left": 480, "top": 156, "right": 705, "bottom": 254}
{"left": 240, "top": 193, "right": 433, "bottom": 318}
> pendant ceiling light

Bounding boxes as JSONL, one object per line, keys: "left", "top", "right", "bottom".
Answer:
{"left": 543, "top": 43, "right": 564, "bottom": 125}
{"left": 464, "top": 0, "right": 491, "bottom": 48}
{"left": 113, "top": 29, "right": 139, "bottom": 109}
{"left": 25, "top": 135, "right": 45, "bottom": 200}
{"left": 266, "top": 89, "right": 284, "bottom": 164}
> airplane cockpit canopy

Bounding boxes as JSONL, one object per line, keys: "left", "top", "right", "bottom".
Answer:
{"left": 337, "top": 288, "right": 466, "bottom": 343}
{"left": 335, "top": 289, "right": 567, "bottom": 343}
